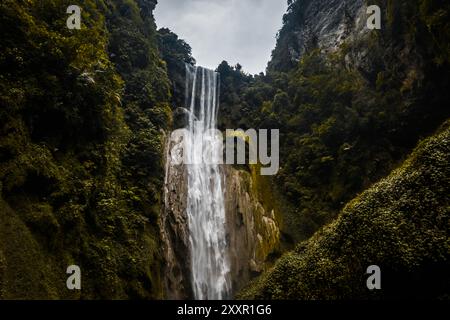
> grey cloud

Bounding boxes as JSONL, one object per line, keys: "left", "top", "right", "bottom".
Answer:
{"left": 154, "top": 0, "right": 288, "bottom": 74}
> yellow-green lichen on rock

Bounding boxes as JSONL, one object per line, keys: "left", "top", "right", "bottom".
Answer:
{"left": 225, "top": 166, "right": 281, "bottom": 295}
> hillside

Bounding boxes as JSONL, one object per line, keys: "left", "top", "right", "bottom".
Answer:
{"left": 239, "top": 121, "right": 450, "bottom": 299}
{"left": 0, "top": 0, "right": 169, "bottom": 299}
{"left": 0, "top": 0, "right": 449, "bottom": 300}
{"left": 218, "top": 0, "right": 450, "bottom": 245}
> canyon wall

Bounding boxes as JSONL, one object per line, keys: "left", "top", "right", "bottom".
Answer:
{"left": 160, "top": 133, "right": 280, "bottom": 299}
{"left": 224, "top": 167, "right": 280, "bottom": 294}
{"left": 269, "top": 0, "right": 367, "bottom": 71}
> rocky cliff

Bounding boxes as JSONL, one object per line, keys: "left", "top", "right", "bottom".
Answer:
{"left": 269, "top": 0, "right": 367, "bottom": 71}
{"left": 0, "top": 0, "right": 170, "bottom": 299}
{"left": 224, "top": 166, "right": 280, "bottom": 294}
{"left": 159, "top": 132, "right": 191, "bottom": 299}
{"left": 160, "top": 132, "right": 281, "bottom": 299}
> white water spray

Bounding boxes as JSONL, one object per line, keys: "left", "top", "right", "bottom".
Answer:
{"left": 184, "top": 64, "right": 231, "bottom": 300}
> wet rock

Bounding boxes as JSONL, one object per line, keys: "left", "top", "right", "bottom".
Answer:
{"left": 271, "top": 0, "right": 368, "bottom": 70}
{"left": 160, "top": 132, "right": 281, "bottom": 298}
{"left": 224, "top": 167, "right": 280, "bottom": 293}
{"left": 159, "top": 133, "right": 192, "bottom": 299}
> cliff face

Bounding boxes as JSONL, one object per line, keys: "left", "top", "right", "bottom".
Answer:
{"left": 269, "top": 0, "right": 367, "bottom": 72}
{"left": 224, "top": 167, "right": 280, "bottom": 294}
{"left": 235, "top": 0, "right": 450, "bottom": 299}
{"left": 160, "top": 133, "right": 281, "bottom": 299}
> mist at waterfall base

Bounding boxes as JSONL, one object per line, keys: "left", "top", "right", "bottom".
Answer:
{"left": 182, "top": 64, "right": 231, "bottom": 300}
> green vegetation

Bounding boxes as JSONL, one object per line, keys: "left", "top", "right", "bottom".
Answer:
{"left": 0, "top": 0, "right": 170, "bottom": 299}
{"left": 238, "top": 121, "right": 450, "bottom": 299}
{"left": 220, "top": 0, "right": 450, "bottom": 299}
{"left": 0, "top": 0, "right": 448, "bottom": 300}
{"left": 157, "top": 27, "right": 196, "bottom": 109}
{"left": 218, "top": 0, "right": 450, "bottom": 245}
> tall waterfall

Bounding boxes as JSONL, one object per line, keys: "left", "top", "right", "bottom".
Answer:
{"left": 184, "top": 64, "right": 231, "bottom": 300}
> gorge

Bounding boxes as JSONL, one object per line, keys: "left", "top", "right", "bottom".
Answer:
{"left": 0, "top": 0, "right": 449, "bottom": 300}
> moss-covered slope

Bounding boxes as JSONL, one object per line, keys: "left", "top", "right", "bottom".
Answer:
{"left": 239, "top": 121, "right": 450, "bottom": 299}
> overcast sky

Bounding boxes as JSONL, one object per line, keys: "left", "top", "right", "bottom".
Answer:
{"left": 154, "top": 0, "right": 288, "bottom": 75}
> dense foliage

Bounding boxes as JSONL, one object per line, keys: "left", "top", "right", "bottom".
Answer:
{"left": 218, "top": 0, "right": 450, "bottom": 244}
{"left": 0, "top": 0, "right": 448, "bottom": 300}
{"left": 0, "top": 0, "right": 170, "bottom": 299}
{"left": 239, "top": 121, "right": 450, "bottom": 299}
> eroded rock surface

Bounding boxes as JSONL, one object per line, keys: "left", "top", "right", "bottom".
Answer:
{"left": 224, "top": 167, "right": 280, "bottom": 294}
{"left": 160, "top": 132, "right": 280, "bottom": 298}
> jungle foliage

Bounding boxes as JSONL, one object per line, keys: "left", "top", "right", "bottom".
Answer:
{"left": 0, "top": 0, "right": 448, "bottom": 300}
{"left": 239, "top": 121, "right": 450, "bottom": 299}
{"left": 218, "top": 0, "right": 450, "bottom": 244}
{"left": 0, "top": 0, "right": 170, "bottom": 299}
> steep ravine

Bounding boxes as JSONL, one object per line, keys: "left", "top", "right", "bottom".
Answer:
{"left": 1, "top": 0, "right": 448, "bottom": 300}
{"left": 268, "top": 0, "right": 368, "bottom": 72}
{"left": 0, "top": 0, "right": 169, "bottom": 299}
{"left": 159, "top": 131, "right": 191, "bottom": 299}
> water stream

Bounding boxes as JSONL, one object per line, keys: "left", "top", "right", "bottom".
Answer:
{"left": 184, "top": 64, "right": 231, "bottom": 300}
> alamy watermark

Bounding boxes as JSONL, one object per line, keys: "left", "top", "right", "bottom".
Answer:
{"left": 169, "top": 128, "right": 279, "bottom": 176}
{"left": 66, "top": 5, "right": 81, "bottom": 30}
{"left": 367, "top": 5, "right": 381, "bottom": 30}
{"left": 366, "top": 265, "right": 381, "bottom": 290}
{"left": 66, "top": 265, "right": 81, "bottom": 290}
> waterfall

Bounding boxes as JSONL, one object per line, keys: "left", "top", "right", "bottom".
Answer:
{"left": 184, "top": 64, "right": 231, "bottom": 300}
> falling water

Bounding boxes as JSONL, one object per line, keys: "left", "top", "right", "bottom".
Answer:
{"left": 184, "top": 64, "right": 231, "bottom": 300}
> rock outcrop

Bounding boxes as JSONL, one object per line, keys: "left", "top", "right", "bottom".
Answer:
{"left": 224, "top": 167, "right": 280, "bottom": 294}
{"left": 239, "top": 122, "right": 450, "bottom": 299}
{"left": 269, "top": 0, "right": 368, "bottom": 71}
{"left": 159, "top": 132, "right": 192, "bottom": 299}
